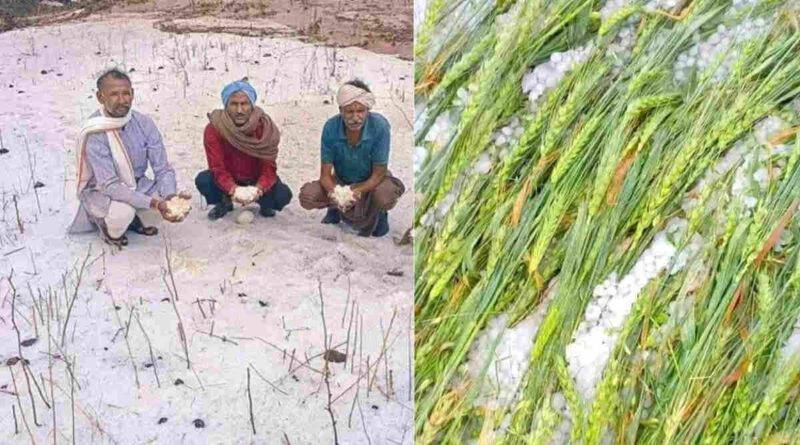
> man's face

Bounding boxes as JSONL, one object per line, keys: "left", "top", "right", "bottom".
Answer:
{"left": 340, "top": 102, "right": 368, "bottom": 132}
{"left": 225, "top": 91, "right": 253, "bottom": 127}
{"left": 97, "top": 77, "right": 133, "bottom": 118}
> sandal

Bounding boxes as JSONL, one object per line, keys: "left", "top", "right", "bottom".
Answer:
{"left": 99, "top": 224, "right": 128, "bottom": 248}
{"left": 128, "top": 215, "right": 159, "bottom": 236}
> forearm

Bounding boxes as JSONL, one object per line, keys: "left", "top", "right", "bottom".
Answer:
{"left": 154, "top": 166, "right": 178, "bottom": 197}
{"left": 104, "top": 182, "right": 153, "bottom": 210}
{"left": 353, "top": 168, "right": 386, "bottom": 193}
{"left": 320, "top": 172, "right": 336, "bottom": 193}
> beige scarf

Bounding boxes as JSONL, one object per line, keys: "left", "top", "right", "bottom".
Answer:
{"left": 75, "top": 110, "right": 135, "bottom": 198}
{"left": 208, "top": 107, "right": 280, "bottom": 160}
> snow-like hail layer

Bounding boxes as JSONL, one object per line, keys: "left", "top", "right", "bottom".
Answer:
{"left": 645, "top": 0, "right": 681, "bottom": 11}
{"left": 780, "top": 315, "right": 800, "bottom": 364}
{"left": 683, "top": 115, "right": 790, "bottom": 222}
{"left": 467, "top": 292, "right": 554, "bottom": 408}
{"left": 674, "top": 16, "right": 773, "bottom": 84}
{"left": 565, "top": 222, "right": 703, "bottom": 401}
{"left": 522, "top": 45, "right": 593, "bottom": 107}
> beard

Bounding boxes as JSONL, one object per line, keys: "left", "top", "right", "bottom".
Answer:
{"left": 107, "top": 104, "right": 130, "bottom": 118}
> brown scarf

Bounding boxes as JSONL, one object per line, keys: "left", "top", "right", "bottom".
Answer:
{"left": 208, "top": 107, "right": 280, "bottom": 160}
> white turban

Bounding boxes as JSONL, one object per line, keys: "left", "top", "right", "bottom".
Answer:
{"left": 337, "top": 83, "right": 376, "bottom": 109}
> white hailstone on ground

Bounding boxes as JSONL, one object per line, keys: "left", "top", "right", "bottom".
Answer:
{"left": 645, "top": 0, "right": 679, "bottom": 11}
{"left": 234, "top": 185, "right": 260, "bottom": 203}
{"left": 235, "top": 209, "right": 255, "bottom": 224}
{"left": 600, "top": 0, "right": 634, "bottom": 21}
{"left": 755, "top": 115, "right": 787, "bottom": 146}
{"left": 492, "top": 115, "right": 525, "bottom": 153}
{"left": 331, "top": 185, "right": 355, "bottom": 208}
{"left": 164, "top": 195, "right": 191, "bottom": 219}
{"left": 453, "top": 86, "right": 472, "bottom": 109}
{"left": 414, "top": 145, "right": 428, "bottom": 175}
{"left": 522, "top": 45, "right": 592, "bottom": 107}
{"left": 779, "top": 316, "right": 800, "bottom": 364}
{"left": 414, "top": 100, "right": 429, "bottom": 136}
{"left": 473, "top": 152, "right": 494, "bottom": 174}
{"left": 419, "top": 208, "right": 435, "bottom": 227}
{"left": 424, "top": 111, "right": 456, "bottom": 148}
{"left": 467, "top": 291, "right": 554, "bottom": 408}
{"left": 674, "top": 16, "right": 774, "bottom": 84}
{"left": 434, "top": 190, "right": 458, "bottom": 220}
{"left": 566, "top": 229, "right": 685, "bottom": 401}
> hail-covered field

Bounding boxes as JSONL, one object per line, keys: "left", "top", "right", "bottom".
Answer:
{"left": 0, "top": 13, "right": 413, "bottom": 445}
{"left": 414, "top": 0, "right": 800, "bottom": 443}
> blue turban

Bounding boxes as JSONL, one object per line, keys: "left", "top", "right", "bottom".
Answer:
{"left": 221, "top": 80, "right": 257, "bottom": 106}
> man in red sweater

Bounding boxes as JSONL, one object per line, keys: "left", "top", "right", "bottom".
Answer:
{"left": 195, "top": 80, "right": 292, "bottom": 220}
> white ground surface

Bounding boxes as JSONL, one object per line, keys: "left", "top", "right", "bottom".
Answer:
{"left": 0, "top": 14, "right": 413, "bottom": 445}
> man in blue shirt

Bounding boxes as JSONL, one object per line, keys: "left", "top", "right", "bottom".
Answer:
{"left": 299, "top": 80, "right": 405, "bottom": 237}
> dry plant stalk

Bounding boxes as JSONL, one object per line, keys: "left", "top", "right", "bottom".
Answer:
{"left": 247, "top": 367, "right": 256, "bottom": 435}
{"left": 318, "top": 278, "right": 340, "bottom": 444}
{"left": 109, "top": 295, "right": 140, "bottom": 389}
{"left": 162, "top": 237, "right": 191, "bottom": 369}
{"left": 135, "top": 313, "right": 161, "bottom": 387}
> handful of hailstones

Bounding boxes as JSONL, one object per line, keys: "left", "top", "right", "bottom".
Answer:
{"left": 331, "top": 185, "right": 355, "bottom": 208}
{"left": 234, "top": 186, "right": 260, "bottom": 204}
{"left": 164, "top": 194, "right": 192, "bottom": 220}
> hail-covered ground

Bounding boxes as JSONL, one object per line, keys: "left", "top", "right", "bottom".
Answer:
{"left": 0, "top": 13, "right": 413, "bottom": 445}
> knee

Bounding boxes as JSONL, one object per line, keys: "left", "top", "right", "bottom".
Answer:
{"left": 195, "top": 170, "right": 213, "bottom": 192}
{"left": 299, "top": 181, "right": 323, "bottom": 210}
{"left": 274, "top": 182, "right": 293, "bottom": 209}
{"left": 373, "top": 179, "right": 404, "bottom": 210}
{"left": 105, "top": 202, "right": 136, "bottom": 237}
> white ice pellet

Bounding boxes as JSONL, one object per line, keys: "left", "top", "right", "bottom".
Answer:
{"left": 674, "top": 15, "right": 773, "bottom": 84}
{"left": 233, "top": 186, "right": 260, "bottom": 203}
{"left": 473, "top": 153, "right": 494, "bottom": 174}
{"left": 467, "top": 288, "right": 555, "bottom": 407}
{"left": 566, "top": 226, "right": 684, "bottom": 401}
{"left": 331, "top": 185, "right": 355, "bottom": 208}
{"left": 521, "top": 44, "right": 592, "bottom": 107}
{"left": 414, "top": 146, "right": 428, "bottom": 175}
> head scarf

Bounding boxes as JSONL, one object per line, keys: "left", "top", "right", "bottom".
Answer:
{"left": 337, "top": 83, "right": 376, "bottom": 109}
{"left": 221, "top": 80, "right": 257, "bottom": 106}
{"left": 208, "top": 107, "right": 280, "bottom": 161}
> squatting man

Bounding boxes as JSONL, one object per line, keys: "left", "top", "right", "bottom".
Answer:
{"left": 69, "top": 69, "right": 404, "bottom": 245}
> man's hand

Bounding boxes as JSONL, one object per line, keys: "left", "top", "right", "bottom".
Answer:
{"left": 350, "top": 185, "right": 363, "bottom": 202}
{"left": 253, "top": 185, "right": 265, "bottom": 202}
{"left": 151, "top": 198, "right": 182, "bottom": 223}
{"left": 231, "top": 186, "right": 247, "bottom": 205}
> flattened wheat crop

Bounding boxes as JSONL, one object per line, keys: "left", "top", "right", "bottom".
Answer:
{"left": 413, "top": 0, "right": 800, "bottom": 443}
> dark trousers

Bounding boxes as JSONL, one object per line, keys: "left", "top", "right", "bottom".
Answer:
{"left": 195, "top": 170, "right": 292, "bottom": 211}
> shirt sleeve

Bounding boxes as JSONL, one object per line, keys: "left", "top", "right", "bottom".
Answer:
{"left": 255, "top": 159, "right": 277, "bottom": 192}
{"left": 141, "top": 116, "right": 177, "bottom": 197}
{"left": 372, "top": 119, "right": 390, "bottom": 165}
{"left": 85, "top": 133, "right": 153, "bottom": 210}
{"left": 321, "top": 122, "right": 335, "bottom": 164}
{"left": 204, "top": 124, "right": 237, "bottom": 195}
